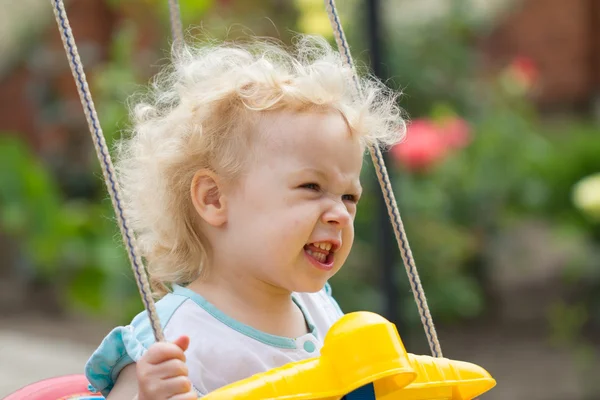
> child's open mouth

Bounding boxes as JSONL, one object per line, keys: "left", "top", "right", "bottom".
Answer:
{"left": 304, "top": 241, "right": 336, "bottom": 271}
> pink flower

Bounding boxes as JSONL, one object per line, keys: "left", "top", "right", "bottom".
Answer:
{"left": 391, "top": 119, "right": 449, "bottom": 172}
{"left": 390, "top": 117, "right": 472, "bottom": 173}
{"left": 510, "top": 56, "right": 538, "bottom": 88}
{"left": 439, "top": 116, "right": 471, "bottom": 150}
{"left": 501, "top": 56, "right": 539, "bottom": 95}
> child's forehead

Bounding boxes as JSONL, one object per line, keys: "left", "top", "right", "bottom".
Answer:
{"left": 249, "top": 109, "right": 364, "bottom": 174}
{"left": 255, "top": 109, "right": 355, "bottom": 151}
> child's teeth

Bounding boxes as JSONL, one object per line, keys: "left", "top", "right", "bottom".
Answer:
{"left": 314, "top": 242, "right": 333, "bottom": 251}
{"left": 306, "top": 249, "right": 327, "bottom": 263}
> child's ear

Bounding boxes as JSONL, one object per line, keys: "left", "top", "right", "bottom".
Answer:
{"left": 191, "top": 170, "right": 228, "bottom": 227}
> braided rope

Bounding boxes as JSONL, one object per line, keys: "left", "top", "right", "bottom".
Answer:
{"left": 50, "top": 0, "right": 165, "bottom": 342}
{"left": 168, "top": 0, "right": 184, "bottom": 50}
{"left": 323, "top": 0, "right": 443, "bottom": 358}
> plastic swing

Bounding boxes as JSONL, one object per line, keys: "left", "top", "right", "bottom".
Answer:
{"left": 5, "top": 1, "right": 496, "bottom": 399}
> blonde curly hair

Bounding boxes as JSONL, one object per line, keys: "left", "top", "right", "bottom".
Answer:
{"left": 115, "top": 35, "right": 405, "bottom": 297}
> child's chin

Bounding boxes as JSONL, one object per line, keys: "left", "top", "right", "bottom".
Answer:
{"left": 293, "top": 279, "right": 329, "bottom": 294}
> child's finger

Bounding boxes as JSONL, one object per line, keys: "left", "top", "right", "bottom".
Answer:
{"left": 161, "top": 376, "right": 193, "bottom": 396}
{"left": 172, "top": 335, "right": 190, "bottom": 352}
{"left": 159, "top": 358, "right": 189, "bottom": 379}
{"left": 143, "top": 342, "right": 186, "bottom": 364}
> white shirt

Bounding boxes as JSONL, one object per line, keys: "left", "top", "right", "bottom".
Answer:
{"left": 85, "top": 283, "right": 344, "bottom": 397}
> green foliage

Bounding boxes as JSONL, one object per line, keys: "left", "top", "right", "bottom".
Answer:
{"left": 0, "top": 135, "right": 138, "bottom": 321}
{"left": 105, "top": 0, "right": 214, "bottom": 26}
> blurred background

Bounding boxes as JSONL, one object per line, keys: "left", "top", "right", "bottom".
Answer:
{"left": 1, "top": 0, "right": 599, "bottom": 398}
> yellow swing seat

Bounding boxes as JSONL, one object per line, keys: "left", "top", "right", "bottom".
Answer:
{"left": 203, "top": 312, "right": 496, "bottom": 400}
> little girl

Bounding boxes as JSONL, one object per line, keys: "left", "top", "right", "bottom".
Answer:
{"left": 85, "top": 35, "right": 404, "bottom": 399}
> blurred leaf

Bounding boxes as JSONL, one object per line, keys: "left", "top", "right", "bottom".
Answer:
{"left": 68, "top": 266, "right": 107, "bottom": 313}
{"left": 1, "top": 202, "right": 28, "bottom": 234}
{"left": 179, "top": 0, "right": 213, "bottom": 22}
{"left": 547, "top": 301, "right": 588, "bottom": 347}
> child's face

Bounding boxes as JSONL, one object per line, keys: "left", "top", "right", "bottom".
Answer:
{"left": 222, "top": 110, "right": 364, "bottom": 293}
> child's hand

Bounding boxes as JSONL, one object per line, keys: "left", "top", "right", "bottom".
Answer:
{"left": 136, "top": 336, "right": 196, "bottom": 400}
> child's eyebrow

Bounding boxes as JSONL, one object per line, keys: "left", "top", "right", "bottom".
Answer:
{"left": 296, "top": 167, "right": 328, "bottom": 180}
{"left": 296, "top": 168, "right": 362, "bottom": 193}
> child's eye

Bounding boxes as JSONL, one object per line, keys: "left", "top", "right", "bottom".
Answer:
{"left": 342, "top": 194, "right": 359, "bottom": 203}
{"left": 300, "top": 183, "right": 321, "bottom": 191}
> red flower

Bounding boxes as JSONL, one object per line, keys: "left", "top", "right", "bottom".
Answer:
{"left": 391, "top": 119, "right": 449, "bottom": 172}
{"left": 502, "top": 56, "right": 539, "bottom": 94}
{"left": 439, "top": 116, "right": 471, "bottom": 150}
{"left": 510, "top": 56, "right": 538, "bottom": 87}
{"left": 390, "top": 117, "right": 472, "bottom": 173}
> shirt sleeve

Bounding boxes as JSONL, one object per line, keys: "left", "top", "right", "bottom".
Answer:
{"left": 84, "top": 294, "right": 188, "bottom": 397}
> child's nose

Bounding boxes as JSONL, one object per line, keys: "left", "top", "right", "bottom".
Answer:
{"left": 321, "top": 201, "right": 352, "bottom": 228}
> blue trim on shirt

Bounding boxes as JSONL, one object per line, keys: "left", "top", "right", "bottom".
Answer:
{"left": 172, "top": 284, "right": 317, "bottom": 349}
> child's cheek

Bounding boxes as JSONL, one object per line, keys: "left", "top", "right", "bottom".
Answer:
{"left": 278, "top": 216, "right": 306, "bottom": 246}
{"left": 342, "top": 227, "right": 355, "bottom": 252}
{"left": 287, "top": 217, "right": 304, "bottom": 237}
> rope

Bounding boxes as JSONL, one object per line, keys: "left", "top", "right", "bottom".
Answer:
{"left": 50, "top": 0, "right": 165, "bottom": 343}
{"left": 323, "top": 0, "right": 443, "bottom": 358}
{"left": 167, "top": 0, "right": 184, "bottom": 50}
